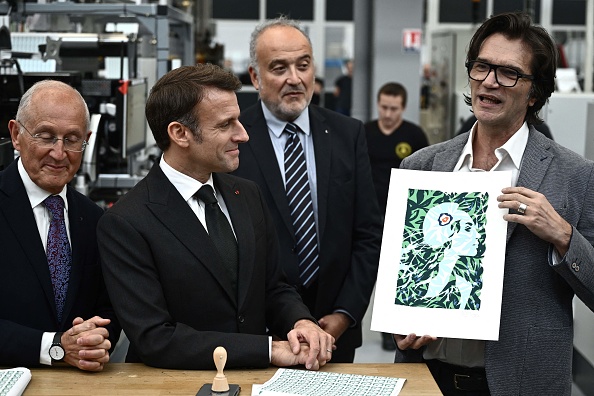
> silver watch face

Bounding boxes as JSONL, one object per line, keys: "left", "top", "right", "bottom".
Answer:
{"left": 49, "top": 344, "right": 65, "bottom": 360}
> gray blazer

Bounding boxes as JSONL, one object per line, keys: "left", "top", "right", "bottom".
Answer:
{"left": 395, "top": 128, "right": 594, "bottom": 396}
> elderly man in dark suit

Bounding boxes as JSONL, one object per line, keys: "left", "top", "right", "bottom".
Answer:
{"left": 0, "top": 80, "right": 119, "bottom": 371}
{"left": 233, "top": 17, "right": 382, "bottom": 363}
{"left": 97, "top": 64, "right": 334, "bottom": 370}
{"left": 393, "top": 12, "right": 594, "bottom": 396}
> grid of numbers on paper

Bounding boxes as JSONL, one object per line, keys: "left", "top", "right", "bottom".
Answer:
{"left": 260, "top": 369, "right": 402, "bottom": 396}
{"left": 0, "top": 370, "right": 24, "bottom": 395}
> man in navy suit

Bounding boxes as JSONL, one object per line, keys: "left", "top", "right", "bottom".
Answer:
{"left": 233, "top": 17, "right": 382, "bottom": 363}
{"left": 0, "top": 80, "right": 119, "bottom": 370}
{"left": 97, "top": 64, "right": 334, "bottom": 370}
{"left": 394, "top": 12, "right": 594, "bottom": 396}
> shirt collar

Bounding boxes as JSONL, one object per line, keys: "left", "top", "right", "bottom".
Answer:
{"left": 159, "top": 156, "right": 215, "bottom": 201}
{"left": 18, "top": 158, "right": 68, "bottom": 211}
{"left": 454, "top": 121, "right": 529, "bottom": 172}
{"left": 260, "top": 101, "right": 311, "bottom": 138}
{"left": 499, "top": 122, "right": 529, "bottom": 170}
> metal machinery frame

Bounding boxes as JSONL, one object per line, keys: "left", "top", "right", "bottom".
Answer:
{"left": 0, "top": 2, "right": 194, "bottom": 80}
{"left": 0, "top": 2, "right": 194, "bottom": 197}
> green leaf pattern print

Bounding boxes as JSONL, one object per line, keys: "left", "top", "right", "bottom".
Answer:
{"left": 395, "top": 189, "right": 488, "bottom": 310}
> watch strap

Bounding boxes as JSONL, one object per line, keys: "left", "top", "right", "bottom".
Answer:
{"left": 52, "top": 332, "right": 63, "bottom": 346}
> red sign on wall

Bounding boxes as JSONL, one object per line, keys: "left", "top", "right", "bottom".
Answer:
{"left": 402, "top": 29, "right": 422, "bottom": 53}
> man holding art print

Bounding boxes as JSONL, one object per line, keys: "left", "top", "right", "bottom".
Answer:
{"left": 393, "top": 11, "right": 594, "bottom": 396}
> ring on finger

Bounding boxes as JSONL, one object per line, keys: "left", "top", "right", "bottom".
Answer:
{"left": 518, "top": 202, "right": 528, "bottom": 215}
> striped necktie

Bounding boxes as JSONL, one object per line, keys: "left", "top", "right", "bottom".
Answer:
{"left": 283, "top": 122, "right": 319, "bottom": 287}
{"left": 44, "top": 195, "right": 71, "bottom": 322}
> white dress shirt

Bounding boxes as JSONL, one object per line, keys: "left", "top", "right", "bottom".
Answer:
{"left": 159, "top": 155, "right": 234, "bottom": 236}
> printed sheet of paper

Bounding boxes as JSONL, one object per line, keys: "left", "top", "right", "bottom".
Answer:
{"left": 371, "top": 169, "right": 510, "bottom": 340}
{"left": 251, "top": 368, "right": 405, "bottom": 396}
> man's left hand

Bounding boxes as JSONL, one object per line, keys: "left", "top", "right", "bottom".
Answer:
{"left": 318, "top": 312, "right": 351, "bottom": 341}
{"left": 498, "top": 186, "right": 572, "bottom": 256}
{"left": 287, "top": 319, "right": 335, "bottom": 370}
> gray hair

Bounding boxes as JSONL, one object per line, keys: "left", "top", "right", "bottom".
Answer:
{"left": 249, "top": 16, "right": 312, "bottom": 74}
{"left": 16, "top": 80, "right": 91, "bottom": 132}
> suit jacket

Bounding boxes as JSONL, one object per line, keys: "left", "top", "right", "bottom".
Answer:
{"left": 395, "top": 128, "right": 594, "bottom": 396}
{"left": 97, "top": 164, "right": 315, "bottom": 369}
{"left": 0, "top": 159, "right": 120, "bottom": 367}
{"left": 234, "top": 102, "right": 382, "bottom": 354}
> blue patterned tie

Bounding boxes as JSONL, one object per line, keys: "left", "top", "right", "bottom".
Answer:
{"left": 284, "top": 123, "right": 319, "bottom": 287}
{"left": 44, "top": 195, "right": 71, "bottom": 322}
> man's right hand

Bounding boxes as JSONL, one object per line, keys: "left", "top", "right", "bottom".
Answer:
{"left": 271, "top": 340, "right": 324, "bottom": 370}
{"left": 394, "top": 333, "right": 436, "bottom": 350}
{"left": 62, "top": 316, "right": 112, "bottom": 371}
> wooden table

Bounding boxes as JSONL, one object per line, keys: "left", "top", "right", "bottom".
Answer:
{"left": 23, "top": 363, "right": 442, "bottom": 395}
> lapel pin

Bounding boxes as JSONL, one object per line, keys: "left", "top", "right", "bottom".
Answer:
{"left": 234, "top": 190, "right": 240, "bottom": 195}
{"left": 325, "top": 129, "right": 329, "bottom": 134}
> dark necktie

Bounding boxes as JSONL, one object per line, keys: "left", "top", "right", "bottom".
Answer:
{"left": 284, "top": 122, "right": 319, "bottom": 287}
{"left": 195, "top": 185, "right": 238, "bottom": 292}
{"left": 44, "top": 195, "right": 71, "bottom": 322}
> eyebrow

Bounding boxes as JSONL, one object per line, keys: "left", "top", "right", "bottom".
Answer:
{"left": 475, "top": 57, "right": 527, "bottom": 73}
{"left": 269, "top": 54, "right": 312, "bottom": 66}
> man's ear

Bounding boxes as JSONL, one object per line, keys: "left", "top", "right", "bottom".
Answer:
{"left": 8, "top": 119, "right": 21, "bottom": 152}
{"left": 248, "top": 66, "right": 260, "bottom": 90}
{"left": 168, "top": 121, "right": 191, "bottom": 148}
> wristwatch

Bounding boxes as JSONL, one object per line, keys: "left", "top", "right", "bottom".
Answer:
{"left": 49, "top": 332, "right": 65, "bottom": 362}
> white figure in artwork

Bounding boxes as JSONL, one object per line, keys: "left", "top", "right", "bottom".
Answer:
{"left": 421, "top": 202, "right": 480, "bottom": 309}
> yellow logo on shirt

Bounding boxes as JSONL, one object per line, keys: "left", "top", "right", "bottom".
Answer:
{"left": 395, "top": 143, "right": 412, "bottom": 159}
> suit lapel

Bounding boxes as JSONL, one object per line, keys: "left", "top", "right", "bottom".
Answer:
{"left": 0, "top": 162, "right": 59, "bottom": 322}
{"left": 507, "top": 129, "right": 553, "bottom": 241}
{"left": 309, "top": 107, "right": 331, "bottom": 239}
{"left": 242, "top": 104, "right": 294, "bottom": 236}
{"left": 62, "top": 188, "right": 83, "bottom": 326}
{"left": 214, "top": 174, "right": 254, "bottom": 309}
{"left": 430, "top": 137, "right": 467, "bottom": 172}
{"left": 144, "top": 165, "right": 237, "bottom": 305}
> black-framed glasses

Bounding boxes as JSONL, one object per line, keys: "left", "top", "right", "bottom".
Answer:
{"left": 17, "top": 120, "right": 87, "bottom": 152}
{"left": 466, "top": 60, "right": 535, "bottom": 87}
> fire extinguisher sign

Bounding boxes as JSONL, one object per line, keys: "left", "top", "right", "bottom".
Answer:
{"left": 402, "top": 29, "right": 422, "bottom": 53}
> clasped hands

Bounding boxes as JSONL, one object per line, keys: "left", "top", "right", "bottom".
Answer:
{"left": 61, "top": 316, "right": 112, "bottom": 371}
{"left": 271, "top": 319, "right": 335, "bottom": 370}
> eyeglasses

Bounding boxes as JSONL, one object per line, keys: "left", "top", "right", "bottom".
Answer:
{"left": 466, "top": 60, "right": 535, "bottom": 88}
{"left": 17, "top": 120, "right": 87, "bottom": 152}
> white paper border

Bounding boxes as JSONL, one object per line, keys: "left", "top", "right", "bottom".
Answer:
{"left": 371, "top": 169, "right": 510, "bottom": 340}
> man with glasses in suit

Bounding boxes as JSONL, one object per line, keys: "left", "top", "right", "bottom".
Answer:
{"left": 393, "top": 12, "right": 594, "bottom": 396}
{"left": 0, "top": 80, "right": 120, "bottom": 371}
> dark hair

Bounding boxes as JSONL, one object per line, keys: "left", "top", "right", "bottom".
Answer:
{"left": 146, "top": 64, "right": 242, "bottom": 151}
{"left": 377, "top": 82, "right": 408, "bottom": 108}
{"left": 464, "top": 11, "right": 557, "bottom": 124}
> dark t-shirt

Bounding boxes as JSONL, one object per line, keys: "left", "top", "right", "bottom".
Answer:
{"left": 365, "top": 119, "right": 429, "bottom": 216}
{"left": 334, "top": 75, "right": 352, "bottom": 115}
